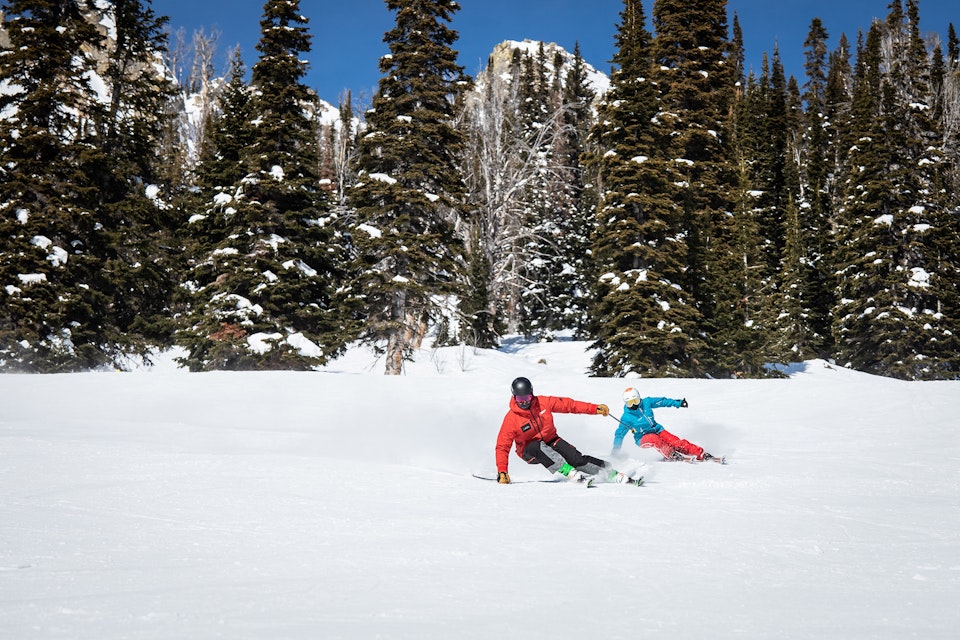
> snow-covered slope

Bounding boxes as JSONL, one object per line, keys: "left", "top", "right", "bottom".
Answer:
{"left": 1, "top": 338, "right": 958, "bottom": 639}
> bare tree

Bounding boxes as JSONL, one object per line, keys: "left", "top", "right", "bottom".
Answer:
{"left": 160, "top": 28, "right": 223, "bottom": 186}
{"left": 940, "top": 54, "right": 960, "bottom": 185}
{"left": 331, "top": 90, "right": 360, "bottom": 206}
{"left": 460, "top": 64, "right": 570, "bottom": 332}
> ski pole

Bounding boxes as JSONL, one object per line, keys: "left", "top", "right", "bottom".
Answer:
{"left": 609, "top": 412, "right": 657, "bottom": 433}
{"left": 607, "top": 413, "right": 637, "bottom": 434}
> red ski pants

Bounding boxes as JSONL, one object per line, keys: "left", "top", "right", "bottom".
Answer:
{"left": 640, "top": 430, "right": 703, "bottom": 460}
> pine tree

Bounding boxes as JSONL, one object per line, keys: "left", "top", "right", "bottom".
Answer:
{"left": 949, "top": 23, "right": 959, "bottom": 64}
{"left": 824, "top": 33, "right": 854, "bottom": 211}
{"left": 175, "top": 47, "right": 254, "bottom": 339}
{"left": 0, "top": 0, "right": 99, "bottom": 370}
{"left": 458, "top": 230, "right": 501, "bottom": 348}
{"left": 177, "top": 0, "right": 352, "bottom": 370}
{"left": 586, "top": 0, "right": 708, "bottom": 376}
{"left": 730, "top": 51, "right": 792, "bottom": 370}
{"left": 773, "top": 74, "right": 816, "bottom": 360}
{"left": 834, "top": 24, "right": 889, "bottom": 373}
{"left": 742, "top": 51, "right": 790, "bottom": 279}
{"left": 349, "top": 0, "right": 468, "bottom": 374}
{"left": 833, "top": 7, "right": 960, "bottom": 379}
{"left": 555, "top": 43, "right": 596, "bottom": 337}
{"left": 0, "top": 0, "right": 170, "bottom": 370}
{"left": 520, "top": 43, "right": 597, "bottom": 340}
{"left": 647, "top": 0, "right": 741, "bottom": 376}
{"left": 195, "top": 47, "right": 255, "bottom": 191}
{"left": 795, "top": 17, "right": 837, "bottom": 358}
{"left": 769, "top": 34, "right": 853, "bottom": 363}
{"left": 513, "top": 45, "right": 555, "bottom": 333}
{"left": 90, "top": 0, "right": 178, "bottom": 355}
{"left": 730, "top": 13, "right": 745, "bottom": 91}
{"left": 890, "top": 0, "right": 959, "bottom": 377}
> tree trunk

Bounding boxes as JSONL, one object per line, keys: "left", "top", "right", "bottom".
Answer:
{"left": 384, "top": 289, "right": 407, "bottom": 375}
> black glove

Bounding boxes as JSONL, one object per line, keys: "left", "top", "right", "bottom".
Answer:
{"left": 497, "top": 471, "right": 511, "bottom": 484}
{"left": 680, "top": 398, "right": 688, "bottom": 408}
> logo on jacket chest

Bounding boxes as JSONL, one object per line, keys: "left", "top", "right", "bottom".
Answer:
{"left": 520, "top": 423, "right": 531, "bottom": 433}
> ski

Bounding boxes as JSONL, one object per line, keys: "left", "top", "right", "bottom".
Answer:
{"left": 471, "top": 473, "right": 642, "bottom": 487}
{"left": 472, "top": 474, "right": 564, "bottom": 484}
{"left": 609, "top": 471, "right": 645, "bottom": 486}
{"left": 664, "top": 454, "right": 726, "bottom": 464}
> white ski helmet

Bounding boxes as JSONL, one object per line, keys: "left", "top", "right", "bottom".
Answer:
{"left": 623, "top": 387, "right": 641, "bottom": 407}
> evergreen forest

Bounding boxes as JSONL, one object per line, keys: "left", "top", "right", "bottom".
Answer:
{"left": 1, "top": 0, "right": 959, "bottom": 380}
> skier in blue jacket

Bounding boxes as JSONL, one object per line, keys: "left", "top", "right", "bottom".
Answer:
{"left": 614, "top": 387, "right": 717, "bottom": 461}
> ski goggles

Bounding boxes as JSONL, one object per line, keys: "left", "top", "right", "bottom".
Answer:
{"left": 514, "top": 394, "right": 533, "bottom": 406}
{"left": 625, "top": 398, "right": 640, "bottom": 408}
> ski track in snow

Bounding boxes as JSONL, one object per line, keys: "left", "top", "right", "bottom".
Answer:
{"left": 1, "top": 340, "right": 958, "bottom": 639}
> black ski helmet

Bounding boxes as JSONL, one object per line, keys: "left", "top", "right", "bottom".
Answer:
{"left": 511, "top": 376, "right": 533, "bottom": 397}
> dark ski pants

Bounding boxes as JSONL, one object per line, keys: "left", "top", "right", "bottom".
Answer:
{"left": 521, "top": 437, "right": 607, "bottom": 476}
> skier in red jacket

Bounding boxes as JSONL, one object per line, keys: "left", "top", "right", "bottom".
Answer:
{"left": 495, "top": 376, "right": 615, "bottom": 484}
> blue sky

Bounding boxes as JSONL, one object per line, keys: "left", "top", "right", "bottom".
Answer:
{"left": 152, "top": 0, "right": 957, "bottom": 103}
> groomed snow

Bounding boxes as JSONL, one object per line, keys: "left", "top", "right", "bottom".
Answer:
{"left": 1, "top": 338, "right": 958, "bottom": 639}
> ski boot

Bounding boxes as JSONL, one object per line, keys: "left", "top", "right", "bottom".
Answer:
{"left": 558, "top": 463, "right": 589, "bottom": 483}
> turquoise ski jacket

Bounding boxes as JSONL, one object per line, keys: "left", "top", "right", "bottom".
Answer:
{"left": 613, "top": 397, "right": 684, "bottom": 450}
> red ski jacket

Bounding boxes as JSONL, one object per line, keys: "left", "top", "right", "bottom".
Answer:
{"left": 495, "top": 395, "right": 599, "bottom": 473}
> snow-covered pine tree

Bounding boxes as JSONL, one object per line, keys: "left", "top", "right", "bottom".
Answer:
{"left": 772, "top": 72, "right": 821, "bottom": 362}
{"left": 173, "top": 47, "right": 254, "bottom": 338}
{"left": 791, "top": 18, "right": 838, "bottom": 359}
{"left": 725, "top": 13, "right": 778, "bottom": 371}
{"left": 0, "top": 0, "right": 171, "bottom": 370}
{"left": 897, "top": 1, "right": 960, "bottom": 378}
{"left": 518, "top": 43, "right": 597, "bottom": 340}
{"left": 647, "top": 0, "right": 743, "bottom": 377}
{"left": 515, "top": 42, "right": 558, "bottom": 337}
{"left": 90, "top": 0, "right": 179, "bottom": 355}
{"left": 729, "top": 51, "right": 791, "bottom": 372}
{"left": 833, "top": 4, "right": 960, "bottom": 379}
{"left": 585, "top": 0, "right": 706, "bottom": 377}
{"left": 824, "top": 33, "right": 854, "bottom": 207}
{"left": 194, "top": 47, "right": 254, "bottom": 191}
{"left": 176, "top": 0, "right": 353, "bottom": 370}
{"left": 759, "top": 50, "right": 791, "bottom": 279}
{"left": 834, "top": 24, "right": 887, "bottom": 372}
{"left": 458, "top": 230, "right": 501, "bottom": 348}
{"left": 349, "top": 0, "right": 469, "bottom": 375}
{"left": 0, "top": 0, "right": 104, "bottom": 371}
